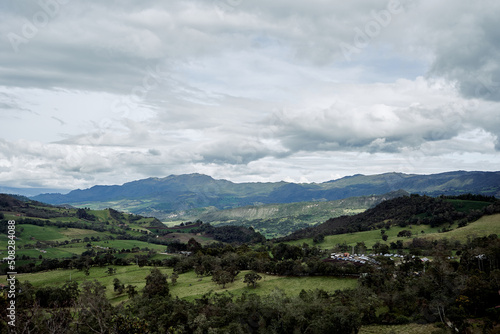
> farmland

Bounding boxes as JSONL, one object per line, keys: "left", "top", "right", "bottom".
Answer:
{"left": 1, "top": 193, "right": 500, "bottom": 333}
{"left": 2, "top": 266, "right": 358, "bottom": 305}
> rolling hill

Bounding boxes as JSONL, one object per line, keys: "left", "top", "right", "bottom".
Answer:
{"left": 30, "top": 171, "right": 500, "bottom": 223}
{"left": 192, "top": 190, "right": 409, "bottom": 238}
{"left": 279, "top": 193, "right": 500, "bottom": 242}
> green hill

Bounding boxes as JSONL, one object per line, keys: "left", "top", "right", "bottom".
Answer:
{"left": 31, "top": 171, "right": 500, "bottom": 222}
{"left": 279, "top": 194, "right": 499, "bottom": 242}
{"left": 0, "top": 194, "right": 266, "bottom": 276}
{"left": 194, "top": 191, "right": 408, "bottom": 238}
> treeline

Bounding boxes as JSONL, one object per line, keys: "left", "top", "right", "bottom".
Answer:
{"left": 193, "top": 224, "right": 266, "bottom": 244}
{"left": 5, "top": 236, "right": 364, "bottom": 278}
{"left": 149, "top": 223, "right": 266, "bottom": 245}
{"left": 2, "top": 235, "right": 500, "bottom": 333}
{"left": 165, "top": 241, "right": 362, "bottom": 277}
{"left": 3, "top": 246, "right": 157, "bottom": 274}
{"left": 213, "top": 217, "right": 311, "bottom": 238}
{"left": 444, "top": 193, "right": 498, "bottom": 202}
{"left": 281, "top": 194, "right": 500, "bottom": 241}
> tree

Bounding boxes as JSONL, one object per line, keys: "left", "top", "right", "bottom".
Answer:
{"left": 113, "top": 278, "right": 124, "bottom": 294}
{"left": 75, "top": 280, "right": 114, "bottom": 334}
{"left": 107, "top": 267, "right": 116, "bottom": 275}
{"left": 354, "top": 242, "right": 367, "bottom": 254}
{"left": 171, "top": 272, "right": 179, "bottom": 285}
{"left": 397, "top": 229, "right": 412, "bottom": 238}
{"left": 126, "top": 285, "right": 138, "bottom": 299}
{"left": 135, "top": 255, "right": 149, "bottom": 267}
{"left": 194, "top": 264, "right": 206, "bottom": 277}
{"left": 187, "top": 237, "right": 202, "bottom": 252}
{"left": 111, "top": 314, "right": 149, "bottom": 334}
{"left": 313, "top": 234, "right": 325, "bottom": 244}
{"left": 143, "top": 268, "right": 169, "bottom": 297}
{"left": 84, "top": 266, "right": 90, "bottom": 276}
{"left": 244, "top": 271, "right": 262, "bottom": 288}
{"left": 212, "top": 269, "right": 233, "bottom": 289}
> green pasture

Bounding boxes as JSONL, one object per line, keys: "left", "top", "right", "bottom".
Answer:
{"left": 169, "top": 270, "right": 357, "bottom": 301}
{"left": 421, "top": 213, "right": 500, "bottom": 242}
{"left": 0, "top": 224, "right": 67, "bottom": 248}
{"left": 287, "top": 224, "right": 442, "bottom": 250}
{"left": 92, "top": 239, "right": 167, "bottom": 251}
{"left": 0, "top": 224, "right": 111, "bottom": 248}
{"left": 288, "top": 213, "right": 500, "bottom": 250}
{"left": 17, "top": 247, "right": 79, "bottom": 259}
{"left": 2, "top": 266, "right": 357, "bottom": 305}
{"left": 2, "top": 266, "right": 169, "bottom": 304}
{"left": 59, "top": 227, "right": 109, "bottom": 239}
{"left": 19, "top": 224, "right": 68, "bottom": 242}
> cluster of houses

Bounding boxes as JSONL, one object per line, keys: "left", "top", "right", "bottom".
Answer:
{"left": 330, "top": 252, "right": 430, "bottom": 265}
{"left": 330, "top": 252, "right": 380, "bottom": 265}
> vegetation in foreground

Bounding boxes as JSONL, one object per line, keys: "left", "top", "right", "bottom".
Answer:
{"left": 1, "top": 193, "right": 500, "bottom": 333}
{"left": 0, "top": 234, "right": 499, "bottom": 333}
{"left": 3, "top": 267, "right": 357, "bottom": 304}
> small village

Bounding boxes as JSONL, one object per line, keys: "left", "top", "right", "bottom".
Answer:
{"left": 330, "top": 252, "right": 430, "bottom": 266}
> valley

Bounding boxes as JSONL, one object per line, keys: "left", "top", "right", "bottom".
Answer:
{"left": 1, "top": 185, "right": 500, "bottom": 333}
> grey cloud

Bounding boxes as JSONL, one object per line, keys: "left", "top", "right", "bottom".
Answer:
{"left": 393, "top": 2, "right": 500, "bottom": 101}
{"left": 0, "top": 0, "right": 411, "bottom": 94}
{"left": 148, "top": 148, "right": 161, "bottom": 156}
{"left": 268, "top": 101, "right": 469, "bottom": 155}
{"left": 2, "top": 0, "right": 500, "bottom": 189}
{"left": 196, "top": 139, "right": 275, "bottom": 165}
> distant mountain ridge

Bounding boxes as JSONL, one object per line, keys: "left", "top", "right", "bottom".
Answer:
{"left": 32, "top": 171, "right": 500, "bottom": 219}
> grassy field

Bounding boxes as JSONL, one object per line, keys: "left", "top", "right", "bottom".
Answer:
{"left": 286, "top": 224, "right": 442, "bottom": 250}
{"left": 2, "top": 266, "right": 358, "bottom": 304}
{"left": 286, "top": 214, "right": 500, "bottom": 250}
{"left": 59, "top": 227, "right": 108, "bottom": 239}
{"left": 161, "top": 232, "right": 214, "bottom": 245}
{"left": 0, "top": 224, "right": 113, "bottom": 249}
{"left": 420, "top": 213, "right": 500, "bottom": 242}
{"left": 169, "top": 270, "right": 358, "bottom": 301}
{"left": 92, "top": 239, "right": 167, "bottom": 251}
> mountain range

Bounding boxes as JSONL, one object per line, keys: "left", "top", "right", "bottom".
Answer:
{"left": 31, "top": 171, "right": 500, "bottom": 221}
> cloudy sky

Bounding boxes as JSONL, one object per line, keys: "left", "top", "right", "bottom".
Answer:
{"left": 1, "top": 0, "right": 500, "bottom": 193}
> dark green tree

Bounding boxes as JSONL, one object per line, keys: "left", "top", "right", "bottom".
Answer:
{"left": 143, "top": 268, "right": 169, "bottom": 297}
{"left": 126, "top": 285, "right": 138, "bottom": 299}
{"left": 113, "top": 278, "right": 124, "bottom": 294}
{"left": 243, "top": 271, "right": 262, "bottom": 288}
{"left": 212, "top": 269, "right": 233, "bottom": 289}
{"left": 171, "top": 272, "right": 179, "bottom": 285}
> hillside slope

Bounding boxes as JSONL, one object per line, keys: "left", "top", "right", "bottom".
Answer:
{"left": 279, "top": 194, "right": 500, "bottom": 241}
{"left": 194, "top": 191, "right": 408, "bottom": 237}
{"left": 31, "top": 171, "right": 500, "bottom": 220}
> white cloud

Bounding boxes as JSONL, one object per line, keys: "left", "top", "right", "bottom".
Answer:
{"left": 0, "top": 0, "right": 499, "bottom": 191}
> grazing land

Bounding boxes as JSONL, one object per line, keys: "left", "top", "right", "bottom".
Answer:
{"left": 1, "top": 193, "right": 499, "bottom": 333}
